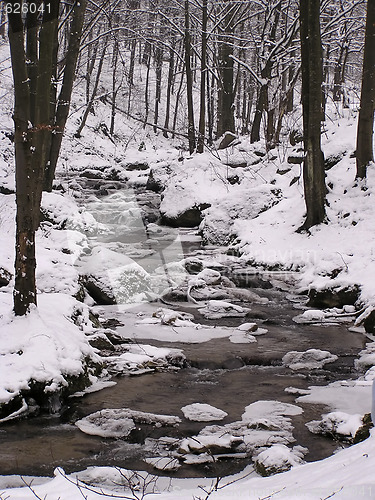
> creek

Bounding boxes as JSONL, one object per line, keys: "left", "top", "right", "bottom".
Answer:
{"left": 0, "top": 174, "right": 367, "bottom": 479}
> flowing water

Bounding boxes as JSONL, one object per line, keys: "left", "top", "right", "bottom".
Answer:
{"left": 0, "top": 175, "right": 368, "bottom": 478}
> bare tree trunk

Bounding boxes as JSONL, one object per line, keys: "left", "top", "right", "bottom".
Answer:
{"left": 207, "top": 72, "right": 215, "bottom": 145}
{"left": 75, "top": 37, "right": 107, "bottom": 137}
{"left": 356, "top": 0, "right": 375, "bottom": 180}
{"left": 0, "top": 2, "right": 6, "bottom": 38}
{"left": 7, "top": 0, "right": 59, "bottom": 315}
{"left": 85, "top": 31, "right": 98, "bottom": 104}
{"left": 128, "top": 38, "right": 137, "bottom": 86}
{"left": 110, "top": 40, "right": 119, "bottom": 136}
{"left": 163, "top": 45, "right": 175, "bottom": 138}
{"left": 250, "top": 81, "right": 268, "bottom": 143}
{"left": 216, "top": 0, "right": 235, "bottom": 138}
{"left": 184, "top": 0, "right": 196, "bottom": 153}
{"left": 153, "top": 45, "right": 163, "bottom": 133}
{"left": 44, "top": 0, "right": 88, "bottom": 192}
{"left": 333, "top": 44, "right": 347, "bottom": 102}
{"left": 286, "top": 53, "right": 295, "bottom": 113}
{"left": 172, "top": 70, "right": 185, "bottom": 138}
{"left": 299, "top": 0, "right": 326, "bottom": 230}
{"left": 143, "top": 44, "right": 152, "bottom": 127}
{"left": 197, "top": 0, "right": 207, "bottom": 153}
{"left": 142, "top": 40, "right": 151, "bottom": 65}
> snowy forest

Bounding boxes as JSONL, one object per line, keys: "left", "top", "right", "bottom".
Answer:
{"left": 1, "top": 0, "right": 375, "bottom": 498}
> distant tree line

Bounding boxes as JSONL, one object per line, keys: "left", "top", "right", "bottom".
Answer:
{"left": 2, "top": 0, "right": 374, "bottom": 316}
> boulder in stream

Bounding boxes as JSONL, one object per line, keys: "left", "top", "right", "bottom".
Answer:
{"left": 75, "top": 408, "right": 181, "bottom": 438}
{"left": 198, "top": 300, "right": 250, "bottom": 319}
{"left": 282, "top": 349, "right": 338, "bottom": 370}
{"left": 306, "top": 411, "right": 371, "bottom": 444}
{"left": 181, "top": 403, "right": 228, "bottom": 422}
{"left": 144, "top": 457, "right": 181, "bottom": 471}
{"left": 161, "top": 203, "right": 211, "bottom": 228}
{"left": 254, "top": 444, "right": 306, "bottom": 476}
{"left": 307, "top": 285, "right": 360, "bottom": 308}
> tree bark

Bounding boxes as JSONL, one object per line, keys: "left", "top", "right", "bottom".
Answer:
{"left": 163, "top": 45, "right": 175, "bottom": 138}
{"left": 216, "top": 0, "right": 235, "bottom": 139}
{"left": 153, "top": 45, "right": 163, "bottom": 133}
{"left": 356, "top": 0, "right": 375, "bottom": 180}
{"left": 110, "top": 40, "right": 119, "bottom": 136}
{"left": 197, "top": 0, "right": 208, "bottom": 153}
{"left": 299, "top": 0, "right": 326, "bottom": 230}
{"left": 184, "top": 0, "right": 196, "bottom": 153}
{"left": 7, "top": 0, "right": 59, "bottom": 315}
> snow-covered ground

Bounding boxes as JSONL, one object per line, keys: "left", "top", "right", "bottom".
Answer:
{"left": 1, "top": 38, "right": 375, "bottom": 498}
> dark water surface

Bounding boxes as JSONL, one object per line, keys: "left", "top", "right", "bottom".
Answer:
{"left": 0, "top": 285, "right": 366, "bottom": 478}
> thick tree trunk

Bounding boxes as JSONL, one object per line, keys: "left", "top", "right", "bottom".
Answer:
{"left": 8, "top": 14, "right": 36, "bottom": 315}
{"left": 216, "top": 0, "right": 235, "bottom": 139}
{"left": 196, "top": 0, "right": 207, "bottom": 153}
{"left": 356, "top": 0, "right": 375, "bottom": 180}
{"left": 299, "top": 0, "right": 326, "bottom": 230}
{"left": 8, "top": 1, "right": 59, "bottom": 315}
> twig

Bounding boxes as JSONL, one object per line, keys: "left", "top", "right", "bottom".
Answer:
{"left": 322, "top": 486, "right": 344, "bottom": 499}
{"left": 259, "top": 487, "right": 286, "bottom": 499}
{"left": 20, "top": 477, "right": 46, "bottom": 500}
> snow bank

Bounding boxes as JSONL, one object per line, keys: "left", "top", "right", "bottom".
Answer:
{"left": 0, "top": 293, "right": 100, "bottom": 415}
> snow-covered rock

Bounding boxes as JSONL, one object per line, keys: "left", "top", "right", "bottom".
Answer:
{"left": 196, "top": 268, "right": 222, "bottom": 285}
{"left": 282, "top": 349, "right": 338, "bottom": 370}
{"left": 181, "top": 403, "right": 228, "bottom": 422}
{"left": 80, "top": 247, "right": 153, "bottom": 304}
{"left": 237, "top": 322, "right": 268, "bottom": 335}
{"left": 306, "top": 411, "right": 366, "bottom": 442}
{"left": 76, "top": 408, "right": 181, "bottom": 438}
{"left": 355, "top": 343, "right": 375, "bottom": 372}
{"left": 198, "top": 300, "right": 249, "bottom": 319}
{"left": 107, "top": 344, "right": 186, "bottom": 375}
{"left": 229, "top": 333, "right": 258, "bottom": 344}
{"left": 179, "top": 434, "right": 242, "bottom": 454}
{"left": 144, "top": 457, "right": 181, "bottom": 471}
{"left": 200, "top": 184, "right": 282, "bottom": 245}
{"left": 254, "top": 444, "right": 307, "bottom": 476}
